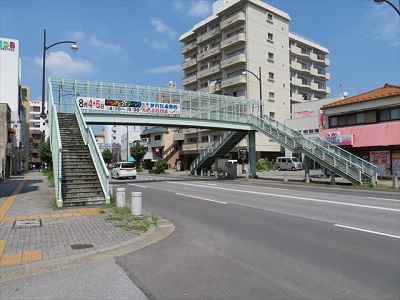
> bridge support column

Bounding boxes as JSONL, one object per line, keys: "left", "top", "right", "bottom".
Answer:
{"left": 304, "top": 156, "right": 310, "bottom": 183}
{"left": 214, "top": 157, "right": 218, "bottom": 178}
{"left": 249, "top": 131, "right": 257, "bottom": 178}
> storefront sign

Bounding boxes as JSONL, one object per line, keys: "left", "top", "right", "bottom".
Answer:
{"left": 392, "top": 153, "right": 400, "bottom": 177}
{"left": 77, "top": 97, "right": 180, "bottom": 114}
{"left": 324, "top": 130, "right": 353, "bottom": 146}
{"left": 370, "top": 150, "right": 390, "bottom": 176}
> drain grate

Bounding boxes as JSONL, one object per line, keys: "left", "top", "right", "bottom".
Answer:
{"left": 70, "top": 243, "right": 94, "bottom": 250}
{"left": 13, "top": 219, "right": 42, "bottom": 229}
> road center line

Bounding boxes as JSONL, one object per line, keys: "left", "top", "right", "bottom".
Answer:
{"left": 334, "top": 224, "right": 400, "bottom": 239}
{"left": 176, "top": 193, "right": 227, "bottom": 204}
{"left": 367, "top": 197, "right": 400, "bottom": 202}
{"left": 169, "top": 182, "right": 400, "bottom": 212}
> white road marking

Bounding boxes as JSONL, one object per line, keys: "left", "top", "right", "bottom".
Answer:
{"left": 334, "top": 224, "right": 400, "bottom": 239}
{"left": 367, "top": 197, "right": 400, "bottom": 202}
{"left": 169, "top": 182, "right": 400, "bottom": 212}
{"left": 176, "top": 193, "right": 228, "bottom": 204}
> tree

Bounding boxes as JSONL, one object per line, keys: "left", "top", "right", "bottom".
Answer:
{"left": 102, "top": 148, "right": 113, "bottom": 168}
{"left": 38, "top": 137, "right": 52, "bottom": 170}
{"left": 130, "top": 142, "right": 147, "bottom": 167}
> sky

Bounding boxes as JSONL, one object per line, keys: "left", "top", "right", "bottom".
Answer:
{"left": 1, "top": 0, "right": 399, "bottom": 103}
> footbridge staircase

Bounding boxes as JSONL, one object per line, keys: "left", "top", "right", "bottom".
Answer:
{"left": 190, "top": 115, "right": 377, "bottom": 185}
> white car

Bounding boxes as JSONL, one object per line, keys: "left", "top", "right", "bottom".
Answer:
{"left": 111, "top": 162, "right": 137, "bottom": 179}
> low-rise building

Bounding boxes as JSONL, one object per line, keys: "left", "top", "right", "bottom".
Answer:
{"left": 320, "top": 84, "right": 400, "bottom": 177}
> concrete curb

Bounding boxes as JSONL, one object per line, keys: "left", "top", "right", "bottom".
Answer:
{"left": 0, "top": 218, "right": 175, "bottom": 283}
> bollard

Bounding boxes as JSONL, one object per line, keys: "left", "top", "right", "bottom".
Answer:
{"left": 116, "top": 187, "right": 125, "bottom": 208}
{"left": 131, "top": 192, "right": 142, "bottom": 216}
{"left": 330, "top": 173, "right": 336, "bottom": 185}
{"left": 284, "top": 173, "right": 288, "bottom": 182}
{"left": 393, "top": 176, "right": 399, "bottom": 189}
{"left": 305, "top": 173, "right": 310, "bottom": 183}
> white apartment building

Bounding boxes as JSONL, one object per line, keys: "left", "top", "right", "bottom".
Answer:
{"left": 0, "top": 37, "right": 24, "bottom": 177}
{"left": 179, "top": 0, "right": 330, "bottom": 159}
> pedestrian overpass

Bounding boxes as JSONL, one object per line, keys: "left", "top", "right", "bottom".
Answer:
{"left": 47, "top": 78, "right": 378, "bottom": 206}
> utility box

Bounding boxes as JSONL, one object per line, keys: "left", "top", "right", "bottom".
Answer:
{"left": 226, "top": 161, "right": 238, "bottom": 179}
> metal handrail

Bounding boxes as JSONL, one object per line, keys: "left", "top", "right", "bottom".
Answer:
{"left": 74, "top": 100, "right": 110, "bottom": 204}
{"left": 47, "top": 80, "right": 63, "bottom": 206}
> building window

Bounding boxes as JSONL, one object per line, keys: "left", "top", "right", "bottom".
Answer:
{"left": 267, "top": 33, "right": 273, "bottom": 42}
{"left": 227, "top": 68, "right": 245, "bottom": 78}
{"left": 187, "top": 137, "right": 198, "bottom": 143}
{"left": 268, "top": 72, "right": 274, "bottom": 82}
{"left": 227, "top": 48, "right": 245, "bottom": 58}
{"left": 201, "top": 136, "right": 209, "bottom": 142}
{"left": 154, "top": 135, "right": 161, "bottom": 141}
{"left": 268, "top": 92, "right": 275, "bottom": 99}
{"left": 268, "top": 52, "right": 274, "bottom": 62}
{"left": 269, "top": 112, "right": 275, "bottom": 119}
{"left": 267, "top": 13, "right": 273, "bottom": 23}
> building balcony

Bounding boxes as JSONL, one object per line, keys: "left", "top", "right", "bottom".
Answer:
{"left": 290, "top": 45, "right": 310, "bottom": 59}
{"left": 221, "top": 53, "right": 246, "bottom": 69}
{"left": 196, "top": 28, "right": 221, "bottom": 45}
{"left": 181, "top": 42, "right": 197, "bottom": 55}
{"left": 197, "top": 64, "right": 221, "bottom": 79}
{"left": 220, "top": 12, "right": 246, "bottom": 30}
{"left": 310, "top": 52, "right": 330, "bottom": 66}
{"left": 311, "top": 83, "right": 330, "bottom": 94}
{"left": 197, "top": 44, "right": 220, "bottom": 63}
{"left": 311, "top": 68, "right": 330, "bottom": 80}
{"left": 221, "top": 75, "right": 246, "bottom": 88}
{"left": 181, "top": 74, "right": 198, "bottom": 86}
{"left": 290, "top": 91, "right": 304, "bottom": 103}
{"left": 181, "top": 57, "right": 197, "bottom": 70}
{"left": 220, "top": 32, "right": 246, "bottom": 50}
{"left": 198, "top": 83, "right": 221, "bottom": 93}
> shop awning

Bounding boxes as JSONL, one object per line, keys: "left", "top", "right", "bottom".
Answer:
{"left": 320, "top": 121, "right": 400, "bottom": 147}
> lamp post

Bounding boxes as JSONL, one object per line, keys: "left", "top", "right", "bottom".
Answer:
{"left": 374, "top": 0, "right": 400, "bottom": 15}
{"left": 41, "top": 29, "right": 78, "bottom": 118}
{"left": 242, "top": 66, "right": 263, "bottom": 116}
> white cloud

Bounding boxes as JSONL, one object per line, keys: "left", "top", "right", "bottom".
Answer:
{"left": 367, "top": 6, "right": 400, "bottom": 45}
{"left": 144, "top": 38, "right": 169, "bottom": 50}
{"left": 89, "top": 36, "right": 123, "bottom": 53}
{"left": 35, "top": 51, "right": 95, "bottom": 77}
{"left": 67, "top": 30, "right": 86, "bottom": 40}
{"left": 150, "top": 18, "right": 178, "bottom": 39}
{"left": 145, "top": 65, "right": 182, "bottom": 74}
{"left": 174, "top": 1, "right": 183, "bottom": 10}
{"left": 189, "top": 0, "right": 211, "bottom": 17}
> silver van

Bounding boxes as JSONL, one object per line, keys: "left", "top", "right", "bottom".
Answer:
{"left": 276, "top": 157, "right": 302, "bottom": 171}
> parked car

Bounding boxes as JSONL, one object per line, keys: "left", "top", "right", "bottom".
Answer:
{"left": 111, "top": 162, "right": 137, "bottom": 179}
{"left": 276, "top": 157, "right": 302, "bottom": 171}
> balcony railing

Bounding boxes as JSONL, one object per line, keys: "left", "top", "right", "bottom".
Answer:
{"left": 221, "top": 75, "right": 246, "bottom": 88}
{"left": 181, "top": 74, "right": 197, "bottom": 86}
{"left": 197, "top": 64, "right": 221, "bottom": 79}
{"left": 196, "top": 28, "right": 221, "bottom": 44}
{"left": 197, "top": 44, "right": 220, "bottom": 62}
{"left": 181, "top": 57, "right": 197, "bottom": 70}
{"left": 220, "top": 12, "right": 245, "bottom": 30}
{"left": 181, "top": 42, "right": 197, "bottom": 54}
{"left": 221, "top": 53, "right": 246, "bottom": 69}
{"left": 220, "top": 32, "right": 246, "bottom": 50}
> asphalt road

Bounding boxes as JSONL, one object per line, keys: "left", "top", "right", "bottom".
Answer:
{"left": 116, "top": 174, "right": 400, "bottom": 300}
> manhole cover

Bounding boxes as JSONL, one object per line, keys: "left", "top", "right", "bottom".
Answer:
{"left": 70, "top": 244, "right": 94, "bottom": 250}
{"left": 13, "top": 219, "right": 42, "bottom": 229}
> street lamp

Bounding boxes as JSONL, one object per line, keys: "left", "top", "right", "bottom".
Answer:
{"left": 242, "top": 66, "right": 263, "bottom": 116}
{"left": 374, "top": 0, "right": 400, "bottom": 15}
{"left": 41, "top": 29, "right": 78, "bottom": 118}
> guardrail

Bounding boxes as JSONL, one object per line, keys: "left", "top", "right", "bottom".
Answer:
{"left": 47, "top": 81, "right": 63, "bottom": 206}
{"left": 249, "top": 115, "right": 378, "bottom": 185}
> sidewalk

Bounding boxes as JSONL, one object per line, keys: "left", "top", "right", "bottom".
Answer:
{"left": 0, "top": 171, "right": 174, "bottom": 282}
